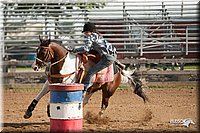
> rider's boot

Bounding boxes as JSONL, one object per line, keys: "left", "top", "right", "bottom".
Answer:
{"left": 24, "top": 99, "right": 38, "bottom": 119}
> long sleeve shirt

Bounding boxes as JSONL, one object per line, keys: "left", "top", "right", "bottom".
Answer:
{"left": 74, "top": 33, "right": 117, "bottom": 59}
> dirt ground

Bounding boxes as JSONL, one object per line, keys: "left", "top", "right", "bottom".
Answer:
{"left": 2, "top": 82, "right": 199, "bottom": 132}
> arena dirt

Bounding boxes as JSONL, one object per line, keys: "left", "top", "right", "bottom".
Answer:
{"left": 2, "top": 82, "right": 198, "bottom": 132}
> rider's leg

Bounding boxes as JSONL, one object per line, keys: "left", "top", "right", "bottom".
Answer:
{"left": 83, "top": 55, "right": 115, "bottom": 91}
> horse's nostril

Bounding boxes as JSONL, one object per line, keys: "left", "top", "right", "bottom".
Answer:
{"left": 33, "top": 66, "right": 38, "bottom": 71}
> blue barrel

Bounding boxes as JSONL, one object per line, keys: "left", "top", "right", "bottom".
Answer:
{"left": 49, "top": 83, "right": 84, "bottom": 132}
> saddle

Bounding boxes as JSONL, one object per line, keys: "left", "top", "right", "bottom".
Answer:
{"left": 76, "top": 50, "right": 114, "bottom": 83}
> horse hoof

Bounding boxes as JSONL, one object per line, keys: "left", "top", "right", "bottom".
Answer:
{"left": 47, "top": 105, "right": 51, "bottom": 117}
{"left": 24, "top": 110, "right": 32, "bottom": 119}
{"left": 98, "top": 111, "right": 104, "bottom": 117}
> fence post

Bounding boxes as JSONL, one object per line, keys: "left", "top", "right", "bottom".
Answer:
{"left": 140, "top": 28, "right": 143, "bottom": 56}
{"left": 0, "top": 3, "right": 3, "bottom": 131}
{"left": 49, "top": 83, "right": 84, "bottom": 132}
{"left": 185, "top": 26, "right": 188, "bottom": 55}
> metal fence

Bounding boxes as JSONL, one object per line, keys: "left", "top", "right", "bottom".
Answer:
{"left": 1, "top": 0, "right": 199, "bottom": 85}
{"left": 0, "top": 0, "right": 199, "bottom": 60}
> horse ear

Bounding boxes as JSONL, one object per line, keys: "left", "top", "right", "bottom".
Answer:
{"left": 48, "top": 32, "right": 51, "bottom": 44}
{"left": 48, "top": 38, "right": 51, "bottom": 45}
{"left": 39, "top": 35, "right": 43, "bottom": 43}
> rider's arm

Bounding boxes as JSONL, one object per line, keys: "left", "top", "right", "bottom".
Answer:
{"left": 73, "top": 33, "right": 98, "bottom": 53}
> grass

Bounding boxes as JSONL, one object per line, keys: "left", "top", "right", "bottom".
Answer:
{"left": 7, "top": 63, "right": 199, "bottom": 73}
{"left": 184, "top": 65, "right": 200, "bottom": 70}
{"left": 15, "top": 67, "right": 32, "bottom": 70}
{"left": 8, "top": 67, "right": 45, "bottom": 71}
{"left": 146, "top": 63, "right": 199, "bottom": 70}
{"left": 117, "top": 83, "right": 197, "bottom": 90}
{"left": 148, "top": 85, "right": 196, "bottom": 89}
{"left": 5, "top": 83, "right": 197, "bottom": 91}
{"left": 118, "top": 84, "right": 129, "bottom": 90}
{"left": 5, "top": 87, "right": 42, "bottom": 90}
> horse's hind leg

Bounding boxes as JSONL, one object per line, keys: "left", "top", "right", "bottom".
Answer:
{"left": 132, "top": 78, "right": 148, "bottom": 102}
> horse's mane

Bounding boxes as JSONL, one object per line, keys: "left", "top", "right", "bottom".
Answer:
{"left": 51, "top": 40, "right": 62, "bottom": 45}
{"left": 48, "top": 40, "right": 67, "bottom": 50}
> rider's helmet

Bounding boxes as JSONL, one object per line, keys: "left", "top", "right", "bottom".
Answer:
{"left": 82, "top": 22, "right": 96, "bottom": 33}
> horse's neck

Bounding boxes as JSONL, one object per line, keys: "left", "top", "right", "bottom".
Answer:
{"left": 51, "top": 44, "right": 67, "bottom": 63}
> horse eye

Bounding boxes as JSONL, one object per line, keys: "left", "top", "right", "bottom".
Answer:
{"left": 37, "top": 48, "right": 45, "bottom": 53}
{"left": 41, "top": 48, "right": 47, "bottom": 53}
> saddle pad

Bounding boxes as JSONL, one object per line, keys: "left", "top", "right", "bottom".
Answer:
{"left": 92, "top": 64, "right": 114, "bottom": 83}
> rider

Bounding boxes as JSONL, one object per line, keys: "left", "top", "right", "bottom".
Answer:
{"left": 69, "top": 22, "right": 125, "bottom": 92}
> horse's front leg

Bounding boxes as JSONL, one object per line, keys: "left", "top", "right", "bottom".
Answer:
{"left": 99, "top": 88, "right": 111, "bottom": 117}
{"left": 99, "top": 98, "right": 109, "bottom": 117}
{"left": 83, "top": 91, "right": 93, "bottom": 107}
{"left": 83, "top": 84, "right": 101, "bottom": 106}
{"left": 24, "top": 80, "right": 49, "bottom": 119}
{"left": 99, "top": 82, "right": 118, "bottom": 117}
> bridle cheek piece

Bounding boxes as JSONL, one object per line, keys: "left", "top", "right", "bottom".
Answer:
{"left": 35, "top": 45, "right": 54, "bottom": 66}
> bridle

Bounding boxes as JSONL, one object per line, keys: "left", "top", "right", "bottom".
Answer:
{"left": 35, "top": 45, "right": 54, "bottom": 66}
{"left": 35, "top": 44, "right": 84, "bottom": 83}
{"left": 35, "top": 45, "right": 67, "bottom": 75}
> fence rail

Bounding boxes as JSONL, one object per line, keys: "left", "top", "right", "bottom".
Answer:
{"left": 2, "top": 58, "right": 199, "bottom": 66}
{"left": 3, "top": 70, "right": 199, "bottom": 89}
{"left": 3, "top": 70, "right": 199, "bottom": 78}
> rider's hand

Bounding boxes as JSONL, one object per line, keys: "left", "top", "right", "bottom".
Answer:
{"left": 66, "top": 47, "right": 76, "bottom": 53}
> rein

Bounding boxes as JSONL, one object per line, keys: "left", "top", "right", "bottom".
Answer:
{"left": 46, "top": 55, "right": 84, "bottom": 83}
{"left": 36, "top": 55, "right": 69, "bottom": 80}
{"left": 47, "top": 54, "right": 77, "bottom": 77}
{"left": 36, "top": 44, "right": 84, "bottom": 83}
{"left": 46, "top": 54, "right": 81, "bottom": 82}
{"left": 35, "top": 45, "right": 54, "bottom": 65}
{"left": 40, "top": 46, "right": 54, "bottom": 61}
{"left": 36, "top": 45, "right": 72, "bottom": 80}
{"left": 35, "top": 53, "right": 67, "bottom": 68}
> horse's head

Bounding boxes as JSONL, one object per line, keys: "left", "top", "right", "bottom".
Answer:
{"left": 32, "top": 36, "right": 54, "bottom": 71}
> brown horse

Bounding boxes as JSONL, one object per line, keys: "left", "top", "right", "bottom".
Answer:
{"left": 24, "top": 37, "right": 148, "bottom": 119}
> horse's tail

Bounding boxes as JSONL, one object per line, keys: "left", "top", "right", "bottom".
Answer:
{"left": 121, "top": 70, "right": 149, "bottom": 103}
